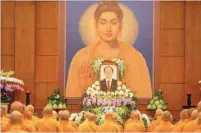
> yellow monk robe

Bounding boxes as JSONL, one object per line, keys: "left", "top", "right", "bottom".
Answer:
{"left": 1, "top": 116, "right": 10, "bottom": 132}
{"left": 154, "top": 121, "right": 175, "bottom": 132}
{"left": 172, "top": 119, "right": 189, "bottom": 132}
{"left": 77, "top": 119, "right": 89, "bottom": 132}
{"left": 59, "top": 120, "right": 77, "bottom": 132}
{"left": 148, "top": 116, "right": 163, "bottom": 132}
{"left": 96, "top": 120, "right": 120, "bottom": 132}
{"left": 36, "top": 115, "right": 60, "bottom": 132}
{"left": 124, "top": 119, "right": 145, "bottom": 132}
{"left": 7, "top": 125, "right": 28, "bottom": 132}
{"left": 66, "top": 40, "right": 152, "bottom": 98}
{"left": 183, "top": 120, "right": 200, "bottom": 132}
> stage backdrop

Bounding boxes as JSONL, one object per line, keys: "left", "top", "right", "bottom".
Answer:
{"left": 66, "top": 1, "right": 153, "bottom": 91}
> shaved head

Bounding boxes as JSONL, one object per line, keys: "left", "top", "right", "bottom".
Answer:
{"left": 162, "top": 111, "right": 172, "bottom": 122}
{"left": 84, "top": 111, "right": 90, "bottom": 120}
{"left": 180, "top": 109, "right": 189, "bottom": 120}
{"left": 191, "top": 109, "right": 198, "bottom": 120}
{"left": 130, "top": 110, "right": 140, "bottom": 120}
{"left": 10, "top": 111, "right": 23, "bottom": 124}
{"left": 188, "top": 108, "right": 196, "bottom": 118}
{"left": 52, "top": 110, "right": 58, "bottom": 119}
{"left": 24, "top": 108, "right": 32, "bottom": 119}
{"left": 11, "top": 101, "right": 23, "bottom": 113}
{"left": 26, "top": 105, "right": 34, "bottom": 113}
{"left": 105, "top": 112, "right": 113, "bottom": 120}
{"left": 197, "top": 112, "right": 201, "bottom": 124}
{"left": 59, "top": 110, "right": 70, "bottom": 120}
{"left": 155, "top": 109, "right": 163, "bottom": 117}
{"left": 197, "top": 101, "right": 201, "bottom": 113}
{"left": 88, "top": 113, "right": 96, "bottom": 122}
{"left": 43, "top": 106, "right": 52, "bottom": 115}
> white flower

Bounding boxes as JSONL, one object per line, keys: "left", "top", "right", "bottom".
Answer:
{"left": 92, "top": 84, "right": 96, "bottom": 88}
{"left": 122, "top": 85, "right": 126, "bottom": 90}
{"left": 107, "top": 92, "right": 111, "bottom": 95}
{"left": 88, "top": 87, "right": 93, "bottom": 91}
{"left": 86, "top": 90, "right": 90, "bottom": 95}
{"left": 100, "top": 91, "right": 104, "bottom": 95}
{"left": 117, "top": 86, "right": 121, "bottom": 90}
{"left": 111, "top": 92, "right": 115, "bottom": 96}
{"left": 115, "top": 91, "right": 118, "bottom": 95}
{"left": 95, "top": 81, "right": 99, "bottom": 86}
{"left": 117, "top": 81, "right": 122, "bottom": 86}
{"left": 96, "top": 86, "right": 100, "bottom": 90}
{"left": 103, "top": 92, "right": 106, "bottom": 96}
{"left": 120, "top": 90, "right": 124, "bottom": 95}
{"left": 129, "top": 92, "right": 134, "bottom": 98}
{"left": 125, "top": 89, "right": 130, "bottom": 93}
{"left": 124, "top": 92, "right": 129, "bottom": 97}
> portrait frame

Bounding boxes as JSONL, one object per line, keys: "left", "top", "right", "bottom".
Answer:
{"left": 58, "top": 1, "right": 161, "bottom": 99}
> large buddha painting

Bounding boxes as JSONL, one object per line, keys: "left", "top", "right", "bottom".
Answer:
{"left": 65, "top": 1, "right": 153, "bottom": 98}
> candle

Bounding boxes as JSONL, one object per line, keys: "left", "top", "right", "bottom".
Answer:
{"left": 26, "top": 90, "right": 30, "bottom": 94}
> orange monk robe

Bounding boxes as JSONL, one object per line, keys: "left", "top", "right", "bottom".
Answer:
{"left": 70, "top": 121, "right": 78, "bottom": 129}
{"left": 66, "top": 40, "right": 152, "bottom": 98}
{"left": 78, "top": 121, "right": 97, "bottom": 132}
{"left": 7, "top": 124, "right": 28, "bottom": 132}
{"left": 59, "top": 120, "right": 77, "bottom": 132}
{"left": 154, "top": 121, "right": 175, "bottom": 132}
{"left": 77, "top": 119, "right": 89, "bottom": 132}
{"left": 96, "top": 120, "right": 120, "bottom": 132}
{"left": 1, "top": 116, "right": 11, "bottom": 132}
{"left": 124, "top": 119, "right": 145, "bottom": 132}
{"left": 125, "top": 118, "right": 145, "bottom": 130}
{"left": 183, "top": 120, "right": 200, "bottom": 132}
{"left": 172, "top": 119, "right": 189, "bottom": 132}
{"left": 36, "top": 115, "right": 61, "bottom": 132}
{"left": 147, "top": 116, "right": 163, "bottom": 132}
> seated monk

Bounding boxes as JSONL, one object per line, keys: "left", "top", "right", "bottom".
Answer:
{"left": 3, "top": 101, "right": 36, "bottom": 132}
{"left": 78, "top": 113, "right": 97, "bottom": 132}
{"left": 111, "top": 112, "right": 123, "bottom": 132}
{"left": 96, "top": 112, "right": 120, "bottom": 132}
{"left": 26, "top": 105, "right": 38, "bottom": 123}
{"left": 23, "top": 108, "right": 36, "bottom": 127}
{"left": 172, "top": 109, "right": 189, "bottom": 132}
{"left": 124, "top": 111, "right": 145, "bottom": 132}
{"left": 36, "top": 106, "right": 61, "bottom": 132}
{"left": 183, "top": 101, "right": 201, "bottom": 132}
{"left": 194, "top": 113, "right": 201, "bottom": 132}
{"left": 78, "top": 111, "right": 90, "bottom": 131}
{"left": 125, "top": 110, "right": 145, "bottom": 128}
{"left": 148, "top": 109, "right": 163, "bottom": 132}
{"left": 7, "top": 111, "right": 27, "bottom": 132}
{"left": 58, "top": 110, "right": 77, "bottom": 132}
{"left": 154, "top": 111, "right": 175, "bottom": 132}
{"left": 1, "top": 106, "right": 10, "bottom": 132}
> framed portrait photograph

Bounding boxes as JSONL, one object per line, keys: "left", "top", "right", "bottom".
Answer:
{"left": 99, "top": 61, "right": 118, "bottom": 92}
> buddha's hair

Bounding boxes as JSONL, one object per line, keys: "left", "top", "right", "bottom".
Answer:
{"left": 94, "top": 1, "right": 123, "bottom": 21}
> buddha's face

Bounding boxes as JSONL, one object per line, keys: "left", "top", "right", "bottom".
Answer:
{"left": 95, "top": 11, "right": 122, "bottom": 42}
{"left": 104, "top": 67, "right": 113, "bottom": 79}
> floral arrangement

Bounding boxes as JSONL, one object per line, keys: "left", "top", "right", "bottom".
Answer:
{"left": 92, "top": 58, "right": 126, "bottom": 79}
{"left": 46, "top": 88, "right": 67, "bottom": 110}
{"left": 135, "top": 110, "right": 151, "bottom": 128}
{"left": 0, "top": 70, "right": 24, "bottom": 92}
{"left": 82, "top": 80, "right": 137, "bottom": 123}
{"left": 147, "top": 89, "right": 167, "bottom": 110}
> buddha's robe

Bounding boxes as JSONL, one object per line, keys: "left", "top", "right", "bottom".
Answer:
{"left": 66, "top": 40, "right": 152, "bottom": 98}
{"left": 183, "top": 120, "right": 200, "bottom": 132}
{"left": 59, "top": 120, "right": 77, "bottom": 132}
{"left": 154, "top": 122, "right": 175, "bottom": 132}
{"left": 78, "top": 121, "right": 97, "bottom": 132}
{"left": 172, "top": 119, "right": 189, "bottom": 132}
{"left": 96, "top": 120, "right": 120, "bottom": 132}
{"left": 148, "top": 116, "right": 163, "bottom": 132}
{"left": 36, "top": 116, "right": 60, "bottom": 132}
{"left": 7, "top": 125, "right": 28, "bottom": 132}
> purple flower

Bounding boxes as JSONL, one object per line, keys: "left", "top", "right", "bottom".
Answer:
{"left": 82, "top": 97, "right": 88, "bottom": 105}
{"left": 91, "top": 97, "right": 96, "bottom": 105}
{"left": 0, "top": 83, "right": 4, "bottom": 88}
{"left": 116, "top": 99, "right": 122, "bottom": 106}
{"left": 4, "top": 84, "right": 24, "bottom": 92}
{"left": 97, "top": 99, "right": 103, "bottom": 106}
{"left": 123, "top": 99, "right": 128, "bottom": 106}
{"left": 86, "top": 99, "right": 92, "bottom": 106}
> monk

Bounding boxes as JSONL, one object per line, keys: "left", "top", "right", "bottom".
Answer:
{"left": 58, "top": 110, "right": 77, "bottom": 132}
{"left": 125, "top": 110, "right": 144, "bottom": 128}
{"left": 183, "top": 101, "right": 201, "bottom": 132}
{"left": 66, "top": 0, "right": 152, "bottom": 98}
{"left": 52, "top": 110, "right": 58, "bottom": 120}
{"left": 23, "top": 108, "right": 36, "bottom": 127}
{"left": 78, "top": 113, "right": 97, "bottom": 132}
{"left": 26, "top": 104, "right": 38, "bottom": 123}
{"left": 96, "top": 112, "right": 120, "bottom": 132}
{"left": 36, "top": 106, "right": 61, "bottom": 132}
{"left": 3, "top": 101, "right": 36, "bottom": 132}
{"left": 7, "top": 111, "right": 27, "bottom": 132}
{"left": 154, "top": 111, "right": 175, "bottom": 132}
{"left": 148, "top": 109, "right": 163, "bottom": 132}
{"left": 1, "top": 106, "right": 10, "bottom": 132}
{"left": 111, "top": 112, "right": 123, "bottom": 132}
{"left": 172, "top": 109, "right": 189, "bottom": 132}
{"left": 124, "top": 111, "right": 145, "bottom": 132}
{"left": 78, "top": 111, "right": 90, "bottom": 131}
{"left": 194, "top": 113, "right": 201, "bottom": 132}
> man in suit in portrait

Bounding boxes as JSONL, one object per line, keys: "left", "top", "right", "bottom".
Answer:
{"left": 100, "top": 66, "right": 117, "bottom": 92}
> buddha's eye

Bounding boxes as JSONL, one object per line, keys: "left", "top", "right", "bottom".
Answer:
{"left": 111, "top": 20, "right": 118, "bottom": 25}
{"left": 99, "top": 19, "right": 107, "bottom": 25}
